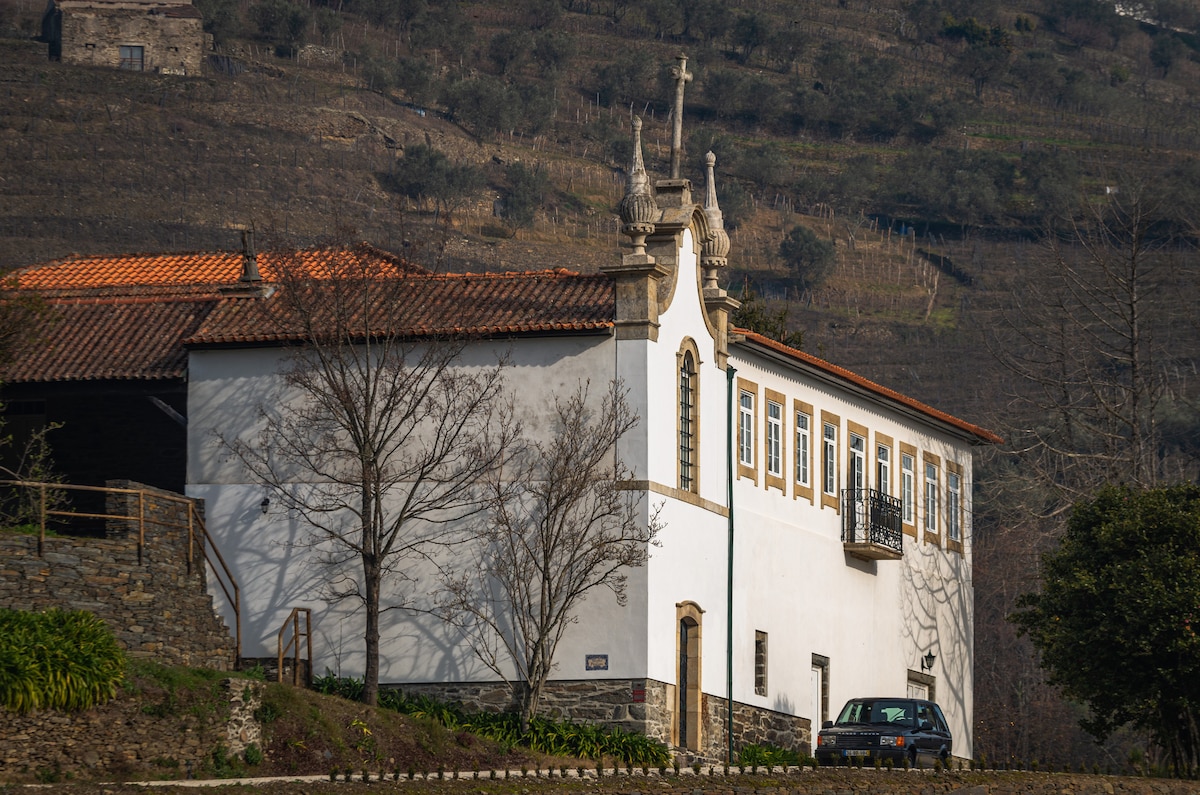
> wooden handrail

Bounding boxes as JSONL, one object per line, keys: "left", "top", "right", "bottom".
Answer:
{"left": 277, "top": 607, "right": 312, "bottom": 687}
{"left": 0, "top": 479, "right": 243, "bottom": 666}
{"left": 187, "top": 503, "right": 243, "bottom": 665}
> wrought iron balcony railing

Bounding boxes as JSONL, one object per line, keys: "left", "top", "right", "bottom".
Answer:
{"left": 840, "top": 488, "right": 903, "bottom": 560}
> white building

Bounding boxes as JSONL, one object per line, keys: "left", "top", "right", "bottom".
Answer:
{"left": 5, "top": 120, "right": 998, "bottom": 764}
{"left": 180, "top": 125, "right": 999, "bottom": 762}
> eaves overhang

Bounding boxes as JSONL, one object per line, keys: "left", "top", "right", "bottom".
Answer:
{"left": 731, "top": 329, "right": 1003, "bottom": 447}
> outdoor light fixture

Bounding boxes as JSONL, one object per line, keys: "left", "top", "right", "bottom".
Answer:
{"left": 260, "top": 496, "right": 270, "bottom": 515}
{"left": 921, "top": 651, "right": 937, "bottom": 671}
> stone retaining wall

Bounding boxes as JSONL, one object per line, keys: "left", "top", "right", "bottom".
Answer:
{"left": 0, "top": 480, "right": 234, "bottom": 670}
{"left": 0, "top": 678, "right": 262, "bottom": 781}
{"left": 390, "top": 677, "right": 807, "bottom": 759}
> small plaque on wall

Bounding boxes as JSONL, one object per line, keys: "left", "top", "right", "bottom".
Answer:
{"left": 585, "top": 654, "right": 609, "bottom": 671}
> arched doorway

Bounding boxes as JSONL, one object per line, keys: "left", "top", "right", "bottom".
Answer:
{"left": 675, "top": 601, "right": 703, "bottom": 750}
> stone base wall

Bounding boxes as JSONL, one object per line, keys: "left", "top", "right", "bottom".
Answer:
{"left": 700, "top": 693, "right": 812, "bottom": 760}
{"left": 0, "top": 480, "right": 234, "bottom": 670}
{"left": 389, "top": 678, "right": 808, "bottom": 761}
{"left": 0, "top": 678, "right": 261, "bottom": 781}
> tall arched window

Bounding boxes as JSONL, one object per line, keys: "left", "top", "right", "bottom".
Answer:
{"left": 679, "top": 350, "right": 697, "bottom": 492}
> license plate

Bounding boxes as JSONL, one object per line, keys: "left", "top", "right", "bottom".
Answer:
{"left": 843, "top": 750, "right": 870, "bottom": 757}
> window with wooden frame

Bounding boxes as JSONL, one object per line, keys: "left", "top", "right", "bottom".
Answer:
{"left": 678, "top": 342, "right": 700, "bottom": 493}
{"left": 924, "top": 452, "right": 941, "bottom": 545}
{"left": 900, "top": 442, "right": 917, "bottom": 537}
{"left": 847, "top": 421, "right": 868, "bottom": 498}
{"left": 737, "top": 379, "right": 758, "bottom": 482}
{"left": 946, "top": 461, "right": 963, "bottom": 552}
{"left": 765, "top": 389, "right": 786, "bottom": 492}
{"left": 875, "top": 433, "right": 893, "bottom": 497}
{"left": 794, "top": 400, "right": 814, "bottom": 503}
{"left": 820, "top": 411, "right": 840, "bottom": 510}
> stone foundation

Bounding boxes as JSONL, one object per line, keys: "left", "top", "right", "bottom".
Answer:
{"left": 389, "top": 677, "right": 809, "bottom": 760}
{"left": 0, "top": 678, "right": 260, "bottom": 781}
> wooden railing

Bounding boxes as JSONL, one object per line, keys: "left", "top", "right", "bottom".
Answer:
{"left": 277, "top": 607, "right": 312, "bottom": 687}
{"left": 0, "top": 479, "right": 242, "bottom": 663}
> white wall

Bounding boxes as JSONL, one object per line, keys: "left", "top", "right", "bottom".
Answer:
{"left": 185, "top": 215, "right": 978, "bottom": 757}
{"left": 187, "top": 334, "right": 654, "bottom": 682}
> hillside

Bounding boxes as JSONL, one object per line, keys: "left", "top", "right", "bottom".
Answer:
{"left": 2, "top": 0, "right": 1200, "bottom": 774}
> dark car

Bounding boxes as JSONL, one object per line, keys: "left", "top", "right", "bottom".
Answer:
{"left": 815, "top": 697, "right": 952, "bottom": 766}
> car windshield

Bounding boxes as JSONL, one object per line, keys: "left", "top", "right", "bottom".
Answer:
{"left": 835, "top": 700, "right": 916, "bottom": 727}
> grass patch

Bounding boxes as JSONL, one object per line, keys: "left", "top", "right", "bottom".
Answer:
{"left": 0, "top": 608, "right": 125, "bottom": 712}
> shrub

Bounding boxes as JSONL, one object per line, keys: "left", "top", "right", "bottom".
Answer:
{"left": 0, "top": 608, "right": 125, "bottom": 712}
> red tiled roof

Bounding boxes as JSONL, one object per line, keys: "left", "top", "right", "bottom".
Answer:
{"left": 189, "top": 269, "right": 615, "bottom": 345}
{"left": 2, "top": 247, "right": 612, "bottom": 383}
{"left": 733, "top": 329, "right": 1003, "bottom": 445}
{"left": 10, "top": 244, "right": 420, "bottom": 293}
{"left": 6, "top": 296, "right": 218, "bottom": 382}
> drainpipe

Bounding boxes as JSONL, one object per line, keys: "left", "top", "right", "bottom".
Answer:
{"left": 726, "top": 363, "right": 736, "bottom": 765}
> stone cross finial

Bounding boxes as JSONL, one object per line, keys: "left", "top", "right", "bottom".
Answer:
{"left": 669, "top": 53, "right": 692, "bottom": 180}
{"left": 701, "top": 151, "right": 730, "bottom": 290}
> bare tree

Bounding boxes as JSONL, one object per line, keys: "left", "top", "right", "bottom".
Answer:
{"left": 439, "top": 381, "right": 662, "bottom": 727}
{"left": 973, "top": 174, "right": 1200, "bottom": 767}
{"left": 221, "top": 244, "right": 517, "bottom": 706}
{"left": 988, "top": 176, "right": 1200, "bottom": 515}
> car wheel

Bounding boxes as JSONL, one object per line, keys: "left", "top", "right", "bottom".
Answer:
{"left": 907, "top": 748, "right": 918, "bottom": 769}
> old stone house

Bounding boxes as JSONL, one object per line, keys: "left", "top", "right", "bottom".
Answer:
{"left": 41, "top": 0, "right": 203, "bottom": 74}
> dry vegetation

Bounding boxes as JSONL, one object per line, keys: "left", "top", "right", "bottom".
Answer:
{"left": 2, "top": 0, "right": 1200, "bottom": 774}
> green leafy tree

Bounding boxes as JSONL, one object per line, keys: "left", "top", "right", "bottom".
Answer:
{"left": 488, "top": 30, "right": 533, "bottom": 75}
{"left": 732, "top": 11, "right": 769, "bottom": 63}
{"left": 194, "top": 0, "right": 241, "bottom": 46}
{"left": 501, "top": 162, "right": 550, "bottom": 231}
{"left": 384, "top": 143, "right": 483, "bottom": 220}
{"left": 532, "top": 30, "right": 572, "bottom": 73}
{"left": 442, "top": 76, "right": 520, "bottom": 137}
{"left": 250, "top": 0, "right": 310, "bottom": 50}
{"left": 731, "top": 282, "right": 803, "bottom": 348}
{"left": 593, "top": 49, "right": 655, "bottom": 108}
{"left": 1012, "top": 484, "right": 1200, "bottom": 777}
{"left": 778, "top": 225, "right": 835, "bottom": 290}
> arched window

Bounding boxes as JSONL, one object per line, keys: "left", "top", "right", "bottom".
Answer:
{"left": 679, "top": 349, "right": 697, "bottom": 492}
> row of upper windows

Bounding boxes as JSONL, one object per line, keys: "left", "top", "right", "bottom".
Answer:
{"left": 728, "top": 377, "right": 964, "bottom": 548}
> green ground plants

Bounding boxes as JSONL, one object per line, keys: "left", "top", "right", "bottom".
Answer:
{"left": 313, "top": 673, "right": 670, "bottom": 765}
{"left": 0, "top": 607, "right": 125, "bottom": 712}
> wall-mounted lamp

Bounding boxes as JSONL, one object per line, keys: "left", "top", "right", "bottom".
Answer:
{"left": 921, "top": 651, "right": 937, "bottom": 672}
{"left": 260, "top": 496, "right": 270, "bottom": 515}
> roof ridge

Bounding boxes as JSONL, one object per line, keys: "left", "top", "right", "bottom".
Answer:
{"left": 733, "top": 328, "right": 1003, "bottom": 445}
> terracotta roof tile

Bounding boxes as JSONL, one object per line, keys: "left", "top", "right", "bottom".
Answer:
{"left": 5, "top": 296, "right": 218, "bottom": 382}
{"left": 189, "top": 269, "right": 615, "bottom": 345}
{"left": 733, "top": 328, "right": 1003, "bottom": 445}
{"left": 2, "top": 247, "right": 612, "bottom": 383}
{"left": 10, "top": 244, "right": 418, "bottom": 292}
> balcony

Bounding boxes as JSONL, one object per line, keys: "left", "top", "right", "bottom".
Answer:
{"left": 840, "top": 488, "right": 903, "bottom": 560}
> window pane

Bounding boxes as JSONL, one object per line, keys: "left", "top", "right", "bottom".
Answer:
{"left": 796, "top": 412, "right": 810, "bottom": 486}
{"left": 767, "top": 401, "right": 782, "bottom": 477}
{"left": 925, "top": 462, "right": 938, "bottom": 532}
{"left": 823, "top": 423, "right": 836, "bottom": 495}
{"left": 739, "top": 391, "right": 754, "bottom": 467}
{"left": 901, "top": 454, "right": 914, "bottom": 524}
{"left": 679, "top": 352, "right": 695, "bottom": 491}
